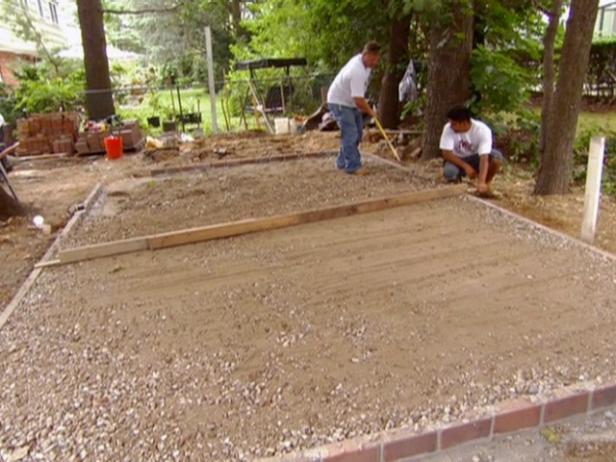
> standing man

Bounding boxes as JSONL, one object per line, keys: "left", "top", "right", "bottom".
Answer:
{"left": 440, "top": 106, "right": 504, "bottom": 195}
{"left": 327, "top": 41, "right": 381, "bottom": 175}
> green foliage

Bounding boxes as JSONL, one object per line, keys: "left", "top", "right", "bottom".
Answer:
{"left": 469, "top": 1, "right": 543, "bottom": 116}
{"left": 238, "top": 0, "right": 390, "bottom": 71}
{"left": 12, "top": 61, "right": 85, "bottom": 114}
{"left": 489, "top": 110, "right": 541, "bottom": 167}
{"left": 470, "top": 47, "right": 533, "bottom": 114}
{"left": 103, "top": 0, "right": 236, "bottom": 85}
{"left": 0, "top": 84, "right": 21, "bottom": 125}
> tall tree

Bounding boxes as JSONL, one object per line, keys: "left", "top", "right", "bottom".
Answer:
{"left": 421, "top": 1, "right": 474, "bottom": 160}
{"left": 534, "top": 0, "right": 599, "bottom": 195}
{"left": 539, "top": 0, "right": 564, "bottom": 155}
{"left": 77, "top": 0, "right": 115, "bottom": 120}
{"left": 377, "top": 12, "right": 412, "bottom": 129}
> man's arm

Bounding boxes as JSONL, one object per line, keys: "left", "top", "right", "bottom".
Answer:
{"left": 476, "top": 127, "right": 493, "bottom": 192}
{"left": 353, "top": 97, "right": 375, "bottom": 117}
{"left": 442, "top": 150, "right": 476, "bottom": 179}
{"left": 477, "top": 155, "right": 489, "bottom": 190}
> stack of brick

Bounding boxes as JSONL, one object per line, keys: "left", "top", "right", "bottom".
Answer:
{"left": 16, "top": 113, "right": 80, "bottom": 156}
{"left": 74, "top": 120, "right": 144, "bottom": 156}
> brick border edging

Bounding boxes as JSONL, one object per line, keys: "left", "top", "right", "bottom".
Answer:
{"left": 258, "top": 382, "right": 616, "bottom": 462}
{"left": 150, "top": 150, "right": 338, "bottom": 176}
{"left": 0, "top": 183, "right": 103, "bottom": 331}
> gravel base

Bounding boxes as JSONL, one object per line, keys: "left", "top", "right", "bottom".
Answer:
{"left": 1, "top": 198, "right": 615, "bottom": 462}
{"left": 64, "top": 157, "right": 433, "bottom": 248}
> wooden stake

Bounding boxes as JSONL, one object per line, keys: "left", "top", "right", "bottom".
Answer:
{"left": 204, "top": 26, "right": 219, "bottom": 133}
{"left": 581, "top": 136, "right": 606, "bottom": 244}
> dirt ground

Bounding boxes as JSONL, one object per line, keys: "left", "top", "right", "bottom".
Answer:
{"left": 65, "top": 156, "right": 429, "bottom": 247}
{"left": 1, "top": 196, "right": 615, "bottom": 461}
{"left": 423, "top": 409, "right": 616, "bottom": 462}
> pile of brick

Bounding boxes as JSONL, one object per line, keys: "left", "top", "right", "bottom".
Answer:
{"left": 16, "top": 112, "right": 80, "bottom": 156}
{"left": 74, "top": 120, "right": 144, "bottom": 156}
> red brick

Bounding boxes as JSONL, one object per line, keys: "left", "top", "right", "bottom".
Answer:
{"left": 87, "top": 134, "right": 103, "bottom": 152}
{"left": 494, "top": 402, "right": 541, "bottom": 434}
{"left": 120, "top": 129, "right": 141, "bottom": 149}
{"left": 592, "top": 384, "right": 616, "bottom": 410}
{"left": 383, "top": 431, "right": 437, "bottom": 461}
{"left": 323, "top": 445, "right": 379, "bottom": 462}
{"left": 75, "top": 140, "right": 89, "bottom": 155}
{"left": 440, "top": 418, "right": 492, "bottom": 450}
{"left": 543, "top": 392, "right": 589, "bottom": 423}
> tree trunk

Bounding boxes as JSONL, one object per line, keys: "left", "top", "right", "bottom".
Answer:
{"left": 539, "top": 0, "right": 564, "bottom": 155}
{"left": 229, "top": 0, "right": 247, "bottom": 41}
{"left": 77, "top": 0, "right": 115, "bottom": 120}
{"left": 0, "top": 186, "right": 24, "bottom": 221}
{"left": 534, "top": 0, "right": 599, "bottom": 195}
{"left": 377, "top": 14, "right": 412, "bottom": 129}
{"left": 421, "top": 1, "right": 474, "bottom": 160}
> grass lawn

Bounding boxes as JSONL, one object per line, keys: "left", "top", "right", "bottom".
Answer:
{"left": 577, "top": 111, "right": 616, "bottom": 135}
{"left": 117, "top": 87, "right": 256, "bottom": 135}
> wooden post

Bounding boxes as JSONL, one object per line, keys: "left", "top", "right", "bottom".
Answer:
{"left": 205, "top": 26, "right": 219, "bottom": 133}
{"left": 581, "top": 136, "right": 605, "bottom": 244}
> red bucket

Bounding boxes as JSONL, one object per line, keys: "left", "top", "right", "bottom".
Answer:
{"left": 104, "top": 135, "right": 124, "bottom": 160}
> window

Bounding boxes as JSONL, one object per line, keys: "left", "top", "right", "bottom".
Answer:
{"left": 49, "top": 1, "right": 58, "bottom": 24}
{"left": 36, "top": 0, "right": 44, "bottom": 17}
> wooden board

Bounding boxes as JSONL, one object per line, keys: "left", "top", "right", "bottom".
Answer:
{"left": 59, "top": 237, "right": 149, "bottom": 263}
{"left": 150, "top": 150, "right": 337, "bottom": 176}
{"left": 55, "top": 185, "right": 465, "bottom": 265}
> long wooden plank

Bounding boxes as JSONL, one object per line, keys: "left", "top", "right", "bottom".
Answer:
{"left": 59, "top": 237, "right": 149, "bottom": 263}
{"left": 149, "top": 186, "right": 464, "bottom": 249}
{"left": 55, "top": 185, "right": 465, "bottom": 265}
{"left": 150, "top": 150, "right": 337, "bottom": 176}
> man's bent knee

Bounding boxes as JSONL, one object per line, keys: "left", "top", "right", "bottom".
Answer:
{"left": 443, "top": 163, "right": 461, "bottom": 181}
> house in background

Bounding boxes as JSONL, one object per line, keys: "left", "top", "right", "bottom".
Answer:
{"left": 0, "top": 0, "right": 72, "bottom": 86}
{"left": 596, "top": 1, "right": 616, "bottom": 38}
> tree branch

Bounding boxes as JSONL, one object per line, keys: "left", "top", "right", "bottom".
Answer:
{"left": 102, "top": 5, "right": 180, "bottom": 15}
{"left": 532, "top": 0, "right": 558, "bottom": 18}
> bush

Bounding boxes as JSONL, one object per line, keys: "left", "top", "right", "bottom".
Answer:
{"left": 470, "top": 46, "right": 534, "bottom": 116}
{"left": 12, "top": 60, "right": 84, "bottom": 114}
{"left": 0, "top": 84, "right": 22, "bottom": 125}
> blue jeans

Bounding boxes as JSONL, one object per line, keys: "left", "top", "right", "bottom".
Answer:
{"left": 443, "top": 150, "right": 505, "bottom": 182}
{"left": 329, "top": 103, "right": 363, "bottom": 173}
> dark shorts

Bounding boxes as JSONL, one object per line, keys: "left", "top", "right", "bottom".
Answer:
{"left": 443, "top": 150, "right": 504, "bottom": 181}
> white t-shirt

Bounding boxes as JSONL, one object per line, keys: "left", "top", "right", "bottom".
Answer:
{"left": 439, "top": 119, "right": 493, "bottom": 158}
{"left": 327, "top": 54, "right": 372, "bottom": 108}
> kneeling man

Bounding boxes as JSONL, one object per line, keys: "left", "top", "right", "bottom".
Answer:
{"left": 439, "top": 106, "right": 503, "bottom": 195}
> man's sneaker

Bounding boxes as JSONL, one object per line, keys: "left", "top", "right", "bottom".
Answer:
{"left": 348, "top": 168, "right": 369, "bottom": 176}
